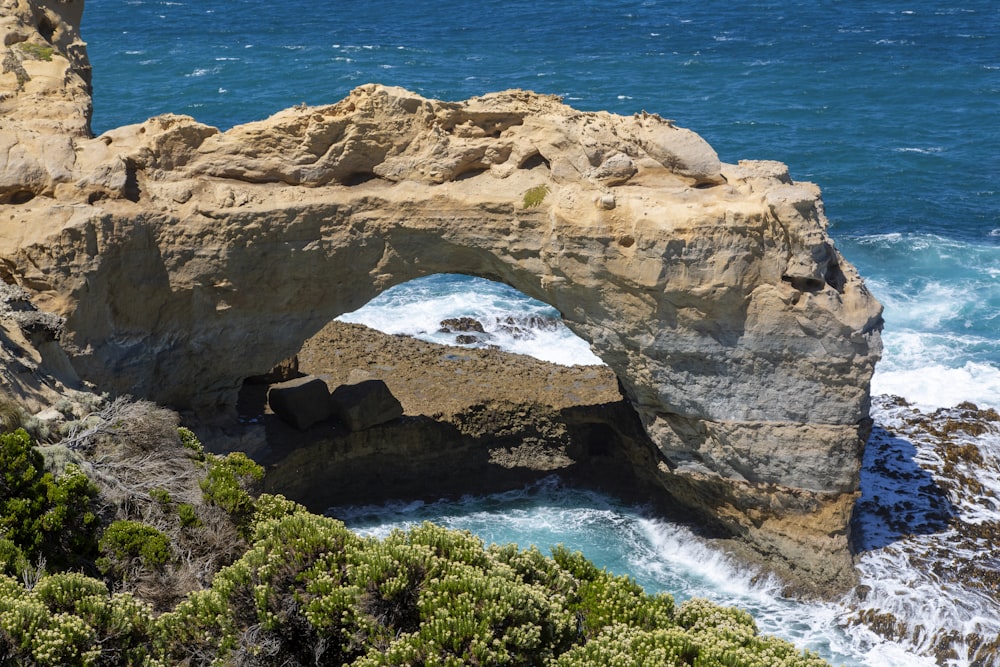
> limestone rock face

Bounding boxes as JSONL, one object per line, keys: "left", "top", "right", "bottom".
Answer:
{"left": 0, "top": 0, "right": 883, "bottom": 593}
{"left": 0, "top": 0, "right": 91, "bottom": 203}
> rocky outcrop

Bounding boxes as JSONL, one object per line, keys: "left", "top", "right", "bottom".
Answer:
{"left": 0, "top": 0, "right": 883, "bottom": 593}
{"left": 248, "top": 320, "right": 665, "bottom": 531}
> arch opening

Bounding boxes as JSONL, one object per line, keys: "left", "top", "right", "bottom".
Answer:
{"left": 235, "top": 274, "right": 667, "bottom": 517}
{"left": 236, "top": 273, "right": 611, "bottom": 425}
{"left": 335, "top": 273, "right": 604, "bottom": 368}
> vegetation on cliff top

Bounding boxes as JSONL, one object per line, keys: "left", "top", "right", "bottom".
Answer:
{"left": 0, "top": 395, "right": 831, "bottom": 666}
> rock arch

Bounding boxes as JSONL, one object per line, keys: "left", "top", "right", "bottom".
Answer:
{"left": 0, "top": 2, "right": 882, "bottom": 592}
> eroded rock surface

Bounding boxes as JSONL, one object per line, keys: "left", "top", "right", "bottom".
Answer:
{"left": 0, "top": 0, "right": 883, "bottom": 593}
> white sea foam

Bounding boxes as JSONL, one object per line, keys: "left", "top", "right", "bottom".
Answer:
{"left": 845, "top": 232, "right": 1000, "bottom": 409}
{"left": 873, "top": 361, "right": 1000, "bottom": 412}
{"left": 337, "top": 274, "right": 604, "bottom": 366}
{"left": 893, "top": 146, "right": 944, "bottom": 154}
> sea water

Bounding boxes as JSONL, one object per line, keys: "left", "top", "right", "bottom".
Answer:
{"left": 81, "top": 1, "right": 999, "bottom": 664}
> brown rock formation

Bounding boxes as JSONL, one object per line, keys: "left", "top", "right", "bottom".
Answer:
{"left": 246, "top": 320, "right": 669, "bottom": 536}
{"left": 0, "top": 0, "right": 883, "bottom": 593}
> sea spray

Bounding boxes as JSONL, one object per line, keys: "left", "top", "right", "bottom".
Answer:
{"left": 337, "top": 274, "right": 604, "bottom": 367}
{"left": 839, "top": 233, "right": 1000, "bottom": 412}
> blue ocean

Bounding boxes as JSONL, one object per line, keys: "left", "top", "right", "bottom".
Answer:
{"left": 83, "top": 1, "right": 999, "bottom": 664}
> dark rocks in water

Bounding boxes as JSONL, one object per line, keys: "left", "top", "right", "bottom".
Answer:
{"left": 330, "top": 379, "right": 404, "bottom": 431}
{"left": 267, "top": 375, "right": 331, "bottom": 430}
{"left": 496, "top": 315, "right": 561, "bottom": 339}
{"left": 455, "top": 334, "right": 480, "bottom": 345}
{"left": 439, "top": 317, "right": 485, "bottom": 333}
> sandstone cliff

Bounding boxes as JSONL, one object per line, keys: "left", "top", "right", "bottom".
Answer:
{"left": 0, "top": 0, "right": 883, "bottom": 593}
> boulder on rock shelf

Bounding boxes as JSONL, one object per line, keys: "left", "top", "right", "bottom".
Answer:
{"left": 267, "top": 375, "right": 331, "bottom": 430}
{"left": 330, "top": 379, "right": 404, "bottom": 431}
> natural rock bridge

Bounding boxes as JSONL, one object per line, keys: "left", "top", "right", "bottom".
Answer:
{"left": 1, "top": 0, "right": 882, "bottom": 593}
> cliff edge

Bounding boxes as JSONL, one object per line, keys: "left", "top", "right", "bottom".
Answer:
{"left": 0, "top": 0, "right": 883, "bottom": 594}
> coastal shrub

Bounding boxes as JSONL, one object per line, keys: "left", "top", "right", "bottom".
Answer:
{"left": 553, "top": 544, "right": 674, "bottom": 634}
{"left": 155, "top": 511, "right": 362, "bottom": 665}
{"left": 0, "top": 572, "right": 158, "bottom": 666}
{"left": 46, "top": 399, "right": 247, "bottom": 612}
{"left": 675, "top": 597, "right": 829, "bottom": 667}
{"left": 176, "top": 502, "right": 202, "bottom": 528}
{"left": 250, "top": 492, "right": 307, "bottom": 530}
{"left": 0, "top": 506, "right": 833, "bottom": 666}
{"left": 551, "top": 624, "right": 698, "bottom": 666}
{"left": 149, "top": 487, "right": 172, "bottom": 505}
{"left": 330, "top": 522, "right": 578, "bottom": 667}
{"left": 177, "top": 426, "right": 205, "bottom": 459}
{"left": 523, "top": 184, "right": 550, "bottom": 208}
{"left": 200, "top": 451, "right": 263, "bottom": 531}
{"left": 0, "top": 428, "right": 98, "bottom": 575}
{"left": 98, "top": 520, "right": 172, "bottom": 575}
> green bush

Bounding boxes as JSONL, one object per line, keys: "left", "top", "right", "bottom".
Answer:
{"left": 0, "top": 572, "right": 158, "bottom": 666}
{"left": 523, "top": 184, "right": 550, "bottom": 208}
{"left": 0, "top": 511, "right": 833, "bottom": 666}
{"left": 0, "top": 429, "right": 98, "bottom": 575}
{"left": 149, "top": 487, "right": 172, "bottom": 505}
{"left": 98, "top": 520, "right": 171, "bottom": 573}
{"left": 177, "top": 426, "right": 204, "bottom": 459}
{"left": 552, "top": 624, "right": 698, "bottom": 666}
{"left": 176, "top": 502, "right": 201, "bottom": 528}
{"left": 200, "top": 451, "right": 263, "bottom": 530}
{"left": 150, "top": 518, "right": 831, "bottom": 667}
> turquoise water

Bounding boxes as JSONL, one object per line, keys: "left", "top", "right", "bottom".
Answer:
{"left": 81, "top": 2, "right": 999, "bottom": 663}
